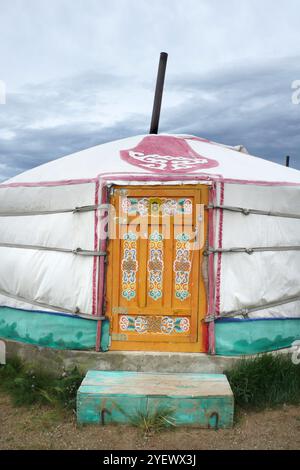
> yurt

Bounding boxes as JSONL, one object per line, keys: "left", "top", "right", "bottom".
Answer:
{"left": 1, "top": 133, "right": 300, "bottom": 356}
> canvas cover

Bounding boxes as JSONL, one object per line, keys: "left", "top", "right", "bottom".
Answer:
{"left": 1, "top": 134, "right": 300, "bottom": 327}
{"left": 0, "top": 183, "right": 97, "bottom": 315}
{"left": 214, "top": 183, "right": 300, "bottom": 320}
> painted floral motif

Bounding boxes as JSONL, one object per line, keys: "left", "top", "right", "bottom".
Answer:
{"left": 162, "top": 198, "right": 192, "bottom": 215}
{"left": 134, "top": 316, "right": 148, "bottom": 333}
{"left": 174, "top": 233, "right": 192, "bottom": 301}
{"left": 119, "top": 315, "right": 130, "bottom": 330}
{"left": 178, "top": 317, "right": 190, "bottom": 332}
{"left": 122, "top": 197, "right": 192, "bottom": 216}
{"left": 120, "top": 135, "right": 219, "bottom": 173}
{"left": 148, "top": 231, "right": 164, "bottom": 300}
{"left": 119, "top": 315, "right": 190, "bottom": 334}
{"left": 121, "top": 232, "right": 138, "bottom": 300}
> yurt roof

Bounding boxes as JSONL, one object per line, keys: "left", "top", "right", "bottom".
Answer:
{"left": 3, "top": 133, "right": 300, "bottom": 186}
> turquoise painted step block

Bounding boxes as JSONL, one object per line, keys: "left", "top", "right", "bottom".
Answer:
{"left": 77, "top": 371, "right": 234, "bottom": 428}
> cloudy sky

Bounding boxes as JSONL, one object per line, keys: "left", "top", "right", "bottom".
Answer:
{"left": 0, "top": 0, "right": 300, "bottom": 181}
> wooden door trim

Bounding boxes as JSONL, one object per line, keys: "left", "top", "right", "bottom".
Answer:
{"left": 105, "top": 184, "right": 209, "bottom": 353}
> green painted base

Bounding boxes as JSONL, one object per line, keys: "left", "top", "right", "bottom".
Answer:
{"left": 215, "top": 318, "right": 300, "bottom": 356}
{"left": 77, "top": 371, "right": 234, "bottom": 428}
{"left": 0, "top": 306, "right": 109, "bottom": 351}
{"left": 1, "top": 307, "right": 299, "bottom": 356}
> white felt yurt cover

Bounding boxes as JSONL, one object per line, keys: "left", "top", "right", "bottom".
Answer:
{"left": 1, "top": 134, "right": 300, "bottom": 353}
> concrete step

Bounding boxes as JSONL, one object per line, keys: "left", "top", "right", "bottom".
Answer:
{"left": 5, "top": 339, "right": 241, "bottom": 375}
{"left": 77, "top": 371, "right": 234, "bottom": 428}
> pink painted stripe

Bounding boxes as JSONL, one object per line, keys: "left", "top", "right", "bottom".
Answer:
{"left": 1, "top": 172, "right": 299, "bottom": 190}
{"left": 0, "top": 177, "right": 97, "bottom": 189}
{"left": 95, "top": 172, "right": 217, "bottom": 183}
{"left": 95, "top": 181, "right": 109, "bottom": 351}
{"left": 215, "top": 182, "right": 225, "bottom": 316}
{"left": 207, "top": 183, "right": 217, "bottom": 354}
{"left": 95, "top": 172, "right": 300, "bottom": 187}
{"left": 217, "top": 177, "right": 300, "bottom": 187}
{"left": 207, "top": 186, "right": 216, "bottom": 315}
{"left": 92, "top": 180, "right": 100, "bottom": 316}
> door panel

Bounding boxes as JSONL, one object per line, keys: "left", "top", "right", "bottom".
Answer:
{"left": 106, "top": 186, "right": 208, "bottom": 352}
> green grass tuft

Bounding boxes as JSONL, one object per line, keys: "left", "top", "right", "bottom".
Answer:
{"left": 226, "top": 353, "right": 300, "bottom": 410}
{"left": 0, "top": 356, "right": 84, "bottom": 410}
{"left": 112, "top": 401, "right": 176, "bottom": 433}
{"left": 130, "top": 406, "right": 177, "bottom": 434}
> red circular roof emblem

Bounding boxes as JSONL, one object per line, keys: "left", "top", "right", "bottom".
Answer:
{"left": 120, "top": 135, "right": 219, "bottom": 174}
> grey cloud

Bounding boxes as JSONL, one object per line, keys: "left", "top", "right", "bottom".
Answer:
{"left": 162, "top": 58, "right": 300, "bottom": 167}
{"left": 0, "top": 57, "right": 300, "bottom": 181}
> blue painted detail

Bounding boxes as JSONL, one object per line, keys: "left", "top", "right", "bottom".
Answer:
{"left": 0, "top": 306, "right": 109, "bottom": 350}
{"left": 216, "top": 317, "right": 300, "bottom": 323}
{"left": 215, "top": 318, "right": 300, "bottom": 356}
{"left": 0, "top": 304, "right": 88, "bottom": 320}
{"left": 100, "top": 319, "right": 110, "bottom": 352}
{"left": 77, "top": 371, "right": 234, "bottom": 428}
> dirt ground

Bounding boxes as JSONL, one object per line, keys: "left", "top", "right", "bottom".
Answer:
{"left": 0, "top": 392, "right": 299, "bottom": 450}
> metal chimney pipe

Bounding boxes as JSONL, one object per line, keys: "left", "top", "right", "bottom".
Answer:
{"left": 149, "top": 52, "right": 168, "bottom": 134}
{"left": 286, "top": 155, "right": 290, "bottom": 167}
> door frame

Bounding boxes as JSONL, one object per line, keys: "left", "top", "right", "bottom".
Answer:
{"left": 105, "top": 184, "right": 209, "bottom": 353}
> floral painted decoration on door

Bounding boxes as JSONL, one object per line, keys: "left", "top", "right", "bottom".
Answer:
{"left": 147, "top": 231, "right": 164, "bottom": 300}
{"left": 174, "top": 233, "right": 192, "bottom": 301}
{"left": 119, "top": 315, "right": 190, "bottom": 334}
{"left": 121, "top": 232, "right": 138, "bottom": 300}
{"left": 122, "top": 197, "right": 192, "bottom": 216}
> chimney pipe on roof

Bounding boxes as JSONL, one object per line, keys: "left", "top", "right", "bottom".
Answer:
{"left": 149, "top": 52, "right": 168, "bottom": 134}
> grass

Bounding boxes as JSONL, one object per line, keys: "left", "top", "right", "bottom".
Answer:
{"left": 130, "top": 407, "right": 177, "bottom": 433}
{"left": 1, "top": 353, "right": 300, "bottom": 421}
{"left": 0, "top": 356, "right": 84, "bottom": 410}
{"left": 0, "top": 357, "right": 176, "bottom": 433}
{"left": 226, "top": 353, "right": 300, "bottom": 410}
{"left": 112, "top": 400, "right": 176, "bottom": 433}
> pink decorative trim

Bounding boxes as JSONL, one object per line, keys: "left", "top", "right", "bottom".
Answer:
{"left": 120, "top": 135, "right": 219, "bottom": 174}
{"left": 1, "top": 173, "right": 299, "bottom": 190}
{"left": 95, "top": 171, "right": 219, "bottom": 183}
{"left": 95, "top": 172, "right": 300, "bottom": 187}
{"left": 208, "top": 322, "right": 215, "bottom": 355}
{"left": 95, "top": 182, "right": 109, "bottom": 351}
{"left": 207, "top": 186, "right": 216, "bottom": 316}
{"left": 215, "top": 182, "right": 225, "bottom": 316}
{"left": 92, "top": 180, "right": 100, "bottom": 316}
{"left": 218, "top": 177, "right": 300, "bottom": 187}
{"left": 207, "top": 183, "right": 217, "bottom": 354}
{"left": 0, "top": 177, "right": 97, "bottom": 189}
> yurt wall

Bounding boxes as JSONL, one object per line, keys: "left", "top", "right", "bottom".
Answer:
{"left": 214, "top": 182, "right": 300, "bottom": 354}
{"left": 0, "top": 181, "right": 103, "bottom": 349}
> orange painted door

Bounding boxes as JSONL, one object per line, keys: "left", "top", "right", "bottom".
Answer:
{"left": 106, "top": 186, "right": 208, "bottom": 352}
